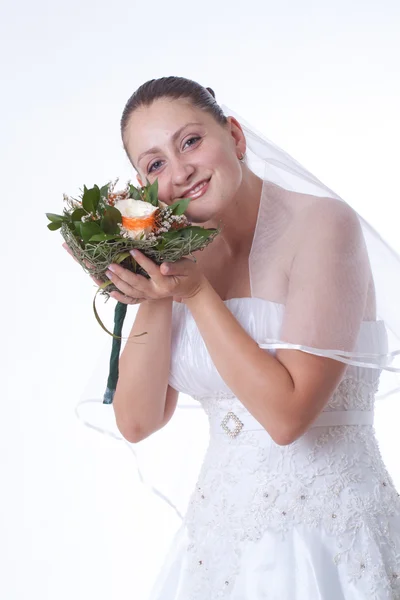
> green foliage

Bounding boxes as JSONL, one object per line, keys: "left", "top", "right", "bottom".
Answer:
{"left": 154, "top": 225, "right": 217, "bottom": 252}
{"left": 147, "top": 179, "right": 159, "bottom": 207}
{"left": 180, "top": 225, "right": 214, "bottom": 239}
{"left": 129, "top": 184, "right": 142, "bottom": 200}
{"left": 101, "top": 206, "right": 122, "bottom": 234}
{"left": 100, "top": 184, "right": 110, "bottom": 200}
{"left": 129, "top": 179, "right": 160, "bottom": 207}
{"left": 47, "top": 177, "right": 221, "bottom": 302}
{"left": 82, "top": 185, "right": 100, "bottom": 213}
{"left": 89, "top": 234, "right": 121, "bottom": 242}
{"left": 47, "top": 221, "right": 62, "bottom": 231}
{"left": 79, "top": 222, "right": 103, "bottom": 243}
{"left": 46, "top": 212, "right": 65, "bottom": 222}
{"left": 71, "top": 208, "right": 87, "bottom": 221}
{"left": 114, "top": 251, "right": 133, "bottom": 265}
{"left": 169, "top": 197, "right": 190, "bottom": 215}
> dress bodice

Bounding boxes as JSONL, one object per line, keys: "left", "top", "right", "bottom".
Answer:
{"left": 168, "top": 297, "right": 388, "bottom": 411}
{"left": 163, "top": 298, "right": 400, "bottom": 599}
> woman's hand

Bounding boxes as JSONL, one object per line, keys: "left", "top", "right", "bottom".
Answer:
{"left": 105, "top": 250, "right": 207, "bottom": 305}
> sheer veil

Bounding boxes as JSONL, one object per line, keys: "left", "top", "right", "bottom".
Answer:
{"left": 75, "top": 104, "right": 400, "bottom": 520}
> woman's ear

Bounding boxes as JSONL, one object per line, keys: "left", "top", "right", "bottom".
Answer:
{"left": 226, "top": 116, "right": 246, "bottom": 159}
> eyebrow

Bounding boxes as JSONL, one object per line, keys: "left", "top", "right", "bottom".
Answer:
{"left": 137, "top": 122, "right": 203, "bottom": 165}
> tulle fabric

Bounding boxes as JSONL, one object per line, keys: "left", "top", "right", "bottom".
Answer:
{"left": 231, "top": 104, "right": 400, "bottom": 400}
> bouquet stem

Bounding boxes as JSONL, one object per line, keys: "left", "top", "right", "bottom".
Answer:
{"left": 103, "top": 301, "right": 127, "bottom": 404}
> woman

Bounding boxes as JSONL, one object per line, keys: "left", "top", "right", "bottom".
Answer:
{"left": 76, "top": 77, "right": 400, "bottom": 598}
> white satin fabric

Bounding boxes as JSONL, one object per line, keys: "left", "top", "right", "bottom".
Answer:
{"left": 147, "top": 297, "right": 400, "bottom": 600}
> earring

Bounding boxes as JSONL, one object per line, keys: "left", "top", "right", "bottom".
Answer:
{"left": 238, "top": 152, "right": 245, "bottom": 161}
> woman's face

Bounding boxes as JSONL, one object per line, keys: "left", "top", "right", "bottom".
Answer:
{"left": 123, "top": 98, "right": 246, "bottom": 222}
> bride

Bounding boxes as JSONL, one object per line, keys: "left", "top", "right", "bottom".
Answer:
{"left": 75, "top": 76, "right": 400, "bottom": 598}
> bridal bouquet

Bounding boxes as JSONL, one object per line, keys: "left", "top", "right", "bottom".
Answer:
{"left": 47, "top": 178, "right": 219, "bottom": 298}
{"left": 46, "top": 178, "right": 220, "bottom": 402}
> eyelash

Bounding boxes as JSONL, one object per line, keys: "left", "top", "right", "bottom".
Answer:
{"left": 147, "top": 136, "right": 201, "bottom": 174}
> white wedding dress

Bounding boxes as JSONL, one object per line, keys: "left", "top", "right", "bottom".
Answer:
{"left": 147, "top": 297, "right": 400, "bottom": 600}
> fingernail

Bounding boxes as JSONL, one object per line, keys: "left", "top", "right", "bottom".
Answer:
{"left": 108, "top": 264, "right": 116, "bottom": 272}
{"left": 130, "top": 250, "right": 138, "bottom": 257}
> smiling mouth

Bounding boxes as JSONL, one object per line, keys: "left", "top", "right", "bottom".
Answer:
{"left": 181, "top": 178, "right": 211, "bottom": 198}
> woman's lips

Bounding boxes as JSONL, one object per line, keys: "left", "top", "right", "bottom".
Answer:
{"left": 182, "top": 178, "right": 211, "bottom": 199}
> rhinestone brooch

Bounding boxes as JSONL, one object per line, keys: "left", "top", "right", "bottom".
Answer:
{"left": 221, "top": 411, "right": 244, "bottom": 438}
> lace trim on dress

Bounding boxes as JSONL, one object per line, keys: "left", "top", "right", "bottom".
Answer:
{"left": 185, "top": 377, "right": 400, "bottom": 599}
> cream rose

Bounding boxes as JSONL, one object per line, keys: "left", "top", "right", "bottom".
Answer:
{"left": 114, "top": 198, "right": 159, "bottom": 240}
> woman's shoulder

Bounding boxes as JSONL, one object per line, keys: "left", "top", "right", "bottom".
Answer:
{"left": 268, "top": 186, "right": 363, "bottom": 273}
{"left": 278, "top": 185, "right": 360, "bottom": 239}
{"left": 301, "top": 196, "right": 361, "bottom": 241}
{"left": 273, "top": 181, "right": 356, "bottom": 219}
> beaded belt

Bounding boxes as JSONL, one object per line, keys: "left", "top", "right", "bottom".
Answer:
{"left": 211, "top": 409, "right": 374, "bottom": 438}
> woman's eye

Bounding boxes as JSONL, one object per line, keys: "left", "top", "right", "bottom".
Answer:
{"left": 148, "top": 160, "right": 163, "bottom": 174}
{"left": 183, "top": 136, "right": 201, "bottom": 149}
{"left": 147, "top": 138, "right": 200, "bottom": 173}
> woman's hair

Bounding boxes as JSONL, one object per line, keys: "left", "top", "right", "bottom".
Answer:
{"left": 120, "top": 76, "right": 228, "bottom": 163}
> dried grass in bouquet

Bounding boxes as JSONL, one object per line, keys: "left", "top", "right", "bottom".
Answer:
{"left": 46, "top": 178, "right": 220, "bottom": 402}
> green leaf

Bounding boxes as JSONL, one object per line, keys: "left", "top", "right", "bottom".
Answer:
{"left": 129, "top": 184, "right": 142, "bottom": 200}
{"left": 182, "top": 225, "right": 215, "bottom": 239}
{"left": 169, "top": 197, "right": 190, "bottom": 215}
{"left": 100, "top": 184, "right": 110, "bottom": 200}
{"left": 114, "top": 251, "right": 131, "bottom": 264}
{"left": 46, "top": 212, "right": 65, "bottom": 222}
{"left": 73, "top": 221, "right": 82, "bottom": 237}
{"left": 161, "top": 229, "right": 184, "bottom": 241}
{"left": 153, "top": 230, "right": 182, "bottom": 250}
{"left": 47, "top": 221, "right": 62, "bottom": 231}
{"left": 101, "top": 205, "right": 122, "bottom": 234}
{"left": 82, "top": 185, "right": 100, "bottom": 213}
{"left": 93, "top": 284, "right": 123, "bottom": 340}
{"left": 80, "top": 221, "right": 103, "bottom": 243}
{"left": 92, "top": 285, "right": 148, "bottom": 340}
{"left": 71, "top": 208, "right": 87, "bottom": 221}
{"left": 158, "top": 226, "right": 216, "bottom": 246}
{"left": 148, "top": 179, "right": 159, "bottom": 207}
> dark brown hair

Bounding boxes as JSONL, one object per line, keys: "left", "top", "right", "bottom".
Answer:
{"left": 120, "top": 76, "right": 228, "bottom": 163}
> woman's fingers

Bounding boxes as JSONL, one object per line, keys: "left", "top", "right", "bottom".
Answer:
{"left": 106, "top": 265, "right": 147, "bottom": 299}
{"left": 109, "top": 290, "right": 144, "bottom": 305}
{"left": 160, "top": 256, "right": 192, "bottom": 276}
{"left": 130, "top": 250, "right": 164, "bottom": 283}
{"left": 91, "top": 275, "right": 104, "bottom": 286}
{"left": 63, "top": 243, "right": 159, "bottom": 302}
{"left": 63, "top": 242, "right": 79, "bottom": 262}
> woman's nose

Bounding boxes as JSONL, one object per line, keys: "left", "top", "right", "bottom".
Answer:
{"left": 170, "top": 157, "right": 195, "bottom": 185}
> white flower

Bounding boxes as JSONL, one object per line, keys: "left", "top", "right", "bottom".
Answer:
{"left": 114, "top": 198, "right": 159, "bottom": 240}
{"left": 114, "top": 198, "right": 158, "bottom": 219}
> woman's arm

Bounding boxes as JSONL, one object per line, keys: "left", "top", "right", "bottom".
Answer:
{"left": 113, "top": 296, "right": 176, "bottom": 442}
{"left": 183, "top": 202, "right": 368, "bottom": 446}
{"left": 103, "top": 250, "right": 207, "bottom": 443}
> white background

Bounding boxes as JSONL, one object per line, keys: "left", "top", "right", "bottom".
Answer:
{"left": 1, "top": 0, "right": 400, "bottom": 598}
